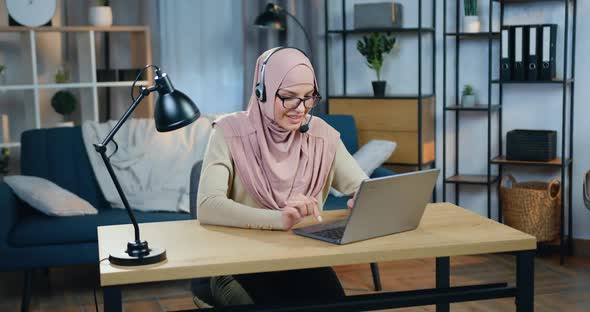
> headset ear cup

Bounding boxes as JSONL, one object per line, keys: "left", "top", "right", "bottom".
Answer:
{"left": 258, "top": 84, "right": 266, "bottom": 102}
{"left": 255, "top": 83, "right": 265, "bottom": 101}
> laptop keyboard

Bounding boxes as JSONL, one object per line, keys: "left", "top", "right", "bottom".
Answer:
{"left": 311, "top": 226, "right": 345, "bottom": 240}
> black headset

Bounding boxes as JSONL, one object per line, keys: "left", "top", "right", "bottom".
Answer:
{"left": 255, "top": 46, "right": 310, "bottom": 102}
{"left": 254, "top": 47, "right": 315, "bottom": 133}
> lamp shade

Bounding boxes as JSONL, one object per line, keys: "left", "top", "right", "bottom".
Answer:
{"left": 254, "top": 3, "right": 285, "bottom": 30}
{"left": 153, "top": 72, "right": 200, "bottom": 132}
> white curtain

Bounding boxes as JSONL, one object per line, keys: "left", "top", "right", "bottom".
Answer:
{"left": 158, "top": 0, "right": 245, "bottom": 114}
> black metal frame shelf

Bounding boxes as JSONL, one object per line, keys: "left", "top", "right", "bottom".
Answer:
{"left": 443, "top": 0, "right": 577, "bottom": 264}
{"left": 328, "top": 27, "right": 435, "bottom": 34}
{"left": 442, "top": 0, "right": 499, "bottom": 221}
{"left": 324, "top": 0, "right": 436, "bottom": 174}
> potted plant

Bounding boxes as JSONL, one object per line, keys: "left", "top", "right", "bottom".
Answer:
{"left": 89, "top": 0, "right": 113, "bottom": 27}
{"left": 52, "top": 67, "right": 77, "bottom": 127}
{"left": 51, "top": 91, "right": 77, "bottom": 127}
{"left": 357, "top": 32, "right": 396, "bottom": 97}
{"left": 461, "top": 84, "right": 476, "bottom": 107}
{"left": 55, "top": 66, "right": 69, "bottom": 84}
{"left": 464, "top": 0, "right": 480, "bottom": 33}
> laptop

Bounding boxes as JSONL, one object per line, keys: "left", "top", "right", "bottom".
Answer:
{"left": 293, "top": 169, "right": 439, "bottom": 245}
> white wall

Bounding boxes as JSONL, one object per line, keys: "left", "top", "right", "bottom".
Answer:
{"left": 570, "top": 0, "right": 590, "bottom": 239}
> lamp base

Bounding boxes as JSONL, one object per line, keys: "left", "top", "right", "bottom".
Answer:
{"left": 109, "top": 248, "right": 166, "bottom": 266}
{"left": 108, "top": 240, "right": 167, "bottom": 266}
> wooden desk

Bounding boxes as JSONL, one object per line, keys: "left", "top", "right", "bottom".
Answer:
{"left": 98, "top": 203, "right": 536, "bottom": 311}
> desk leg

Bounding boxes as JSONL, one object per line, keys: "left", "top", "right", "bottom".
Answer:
{"left": 516, "top": 251, "right": 534, "bottom": 312}
{"left": 103, "top": 286, "right": 122, "bottom": 312}
{"left": 436, "top": 257, "right": 450, "bottom": 312}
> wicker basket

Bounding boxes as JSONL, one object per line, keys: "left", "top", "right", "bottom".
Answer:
{"left": 499, "top": 175, "right": 561, "bottom": 242}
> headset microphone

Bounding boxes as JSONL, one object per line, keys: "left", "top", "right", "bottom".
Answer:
{"left": 299, "top": 119, "right": 310, "bottom": 133}
{"left": 299, "top": 107, "right": 314, "bottom": 133}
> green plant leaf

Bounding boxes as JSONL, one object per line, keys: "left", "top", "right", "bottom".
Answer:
{"left": 356, "top": 32, "right": 395, "bottom": 80}
{"left": 462, "top": 84, "right": 474, "bottom": 95}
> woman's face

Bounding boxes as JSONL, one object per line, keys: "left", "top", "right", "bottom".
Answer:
{"left": 274, "top": 83, "right": 315, "bottom": 132}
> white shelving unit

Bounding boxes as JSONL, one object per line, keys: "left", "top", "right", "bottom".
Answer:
{"left": 0, "top": 26, "right": 153, "bottom": 148}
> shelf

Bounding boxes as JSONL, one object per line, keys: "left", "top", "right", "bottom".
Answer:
{"left": 0, "top": 142, "right": 21, "bottom": 148}
{"left": 492, "top": 79, "right": 573, "bottom": 84}
{"left": 445, "top": 32, "right": 500, "bottom": 39}
{"left": 328, "top": 27, "right": 434, "bottom": 35}
{"left": 329, "top": 94, "right": 434, "bottom": 100}
{"left": 37, "top": 83, "right": 94, "bottom": 89}
{"left": 491, "top": 156, "right": 572, "bottom": 167}
{"left": 96, "top": 81, "right": 150, "bottom": 88}
{"left": 0, "top": 26, "right": 148, "bottom": 33}
{"left": 445, "top": 175, "right": 499, "bottom": 185}
{"left": 445, "top": 104, "right": 501, "bottom": 111}
{"left": 0, "top": 84, "right": 35, "bottom": 91}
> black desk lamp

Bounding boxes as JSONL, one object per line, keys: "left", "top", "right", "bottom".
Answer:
{"left": 255, "top": 3, "right": 313, "bottom": 57}
{"left": 94, "top": 65, "right": 200, "bottom": 266}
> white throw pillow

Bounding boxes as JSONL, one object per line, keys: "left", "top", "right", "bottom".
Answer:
{"left": 330, "top": 140, "right": 397, "bottom": 197}
{"left": 4, "top": 175, "right": 98, "bottom": 216}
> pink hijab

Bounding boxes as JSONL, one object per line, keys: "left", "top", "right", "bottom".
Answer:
{"left": 214, "top": 48, "right": 340, "bottom": 210}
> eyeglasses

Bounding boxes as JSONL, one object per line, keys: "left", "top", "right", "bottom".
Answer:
{"left": 276, "top": 93, "right": 322, "bottom": 110}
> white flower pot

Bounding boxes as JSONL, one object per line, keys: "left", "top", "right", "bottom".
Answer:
{"left": 89, "top": 6, "right": 113, "bottom": 27}
{"left": 55, "top": 121, "right": 74, "bottom": 128}
{"left": 462, "top": 94, "right": 476, "bottom": 107}
{"left": 463, "top": 16, "right": 480, "bottom": 33}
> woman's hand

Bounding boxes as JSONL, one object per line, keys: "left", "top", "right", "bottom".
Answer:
{"left": 347, "top": 191, "right": 358, "bottom": 209}
{"left": 286, "top": 194, "right": 322, "bottom": 223}
{"left": 281, "top": 206, "right": 303, "bottom": 230}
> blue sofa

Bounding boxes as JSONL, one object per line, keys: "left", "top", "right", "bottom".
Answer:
{"left": 0, "top": 114, "right": 394, "bottom": 310}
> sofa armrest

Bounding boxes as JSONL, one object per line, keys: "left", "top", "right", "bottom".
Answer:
{"left": 189, "top": 160, "right": 203, "bottom": 220}
{"left": 370, "top": 167, "right": 396, "bottom": 179}
{"left": 0, "top": 182, "right": 22, "bottom": 248}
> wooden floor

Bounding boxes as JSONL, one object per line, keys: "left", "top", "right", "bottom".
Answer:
{"left": 0, "top": 253, "right": 588, "bottom": 311}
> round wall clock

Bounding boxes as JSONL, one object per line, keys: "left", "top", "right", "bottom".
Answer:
{"left": 6, "top": 0, "right": 57, "bottom": 27}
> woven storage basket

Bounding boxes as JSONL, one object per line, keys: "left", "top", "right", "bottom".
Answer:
{"left": 499, "top": 175, "right": 561, "bottom": 242}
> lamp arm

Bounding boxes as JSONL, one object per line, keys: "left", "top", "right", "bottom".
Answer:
{"left": 99, "top": 86, "right": 157, "bottom": 147}
{"left": 281, "top": 9, "right": 313, "bottom": 60}
{"left": 93, "top": 86, "right": 157, "bottom": 243}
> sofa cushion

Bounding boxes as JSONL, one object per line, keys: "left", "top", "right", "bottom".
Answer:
{"left": 9, "top": 209, "right": 191, "bottom": 247}
{"left": 20, "top": 127, "right": 110, "bottom": 212}
{"left": 4, "top": 175, "right": 98, "bottom": 216}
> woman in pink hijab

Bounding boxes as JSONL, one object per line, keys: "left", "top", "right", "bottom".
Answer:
{"left": 196, "top": 47, "right": 367, "bottom": 307}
